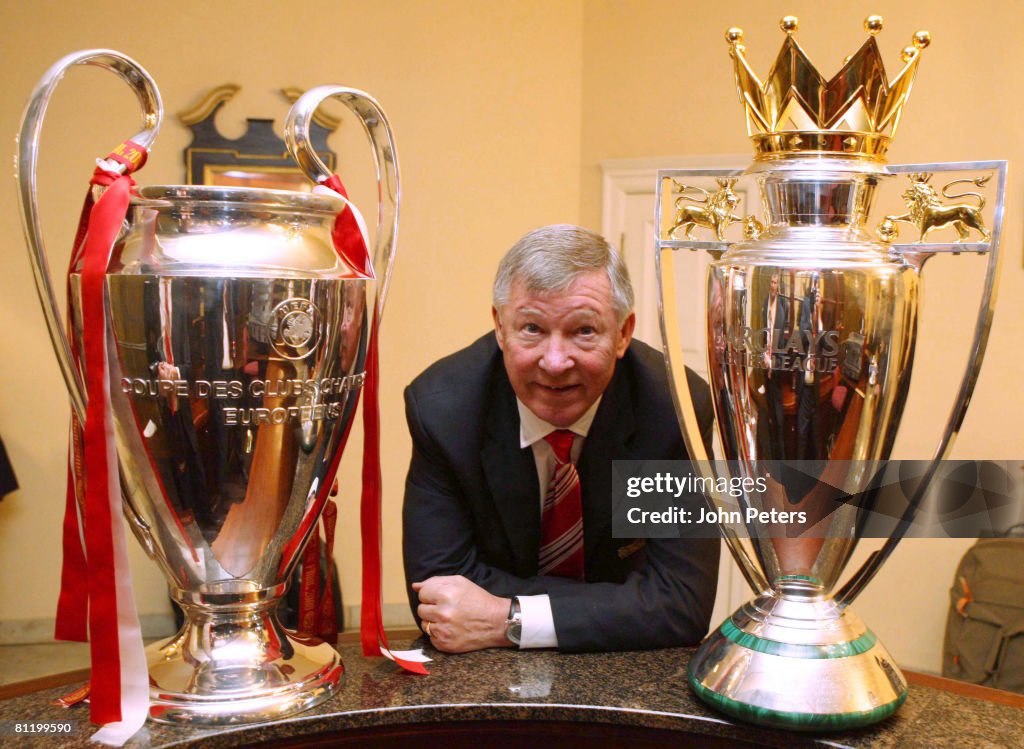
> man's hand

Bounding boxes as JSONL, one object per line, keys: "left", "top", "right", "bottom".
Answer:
{"left": 412, "top": 575, "right": 512, "bottom": 653}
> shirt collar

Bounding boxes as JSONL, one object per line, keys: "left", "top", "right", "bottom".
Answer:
{"left": 517, "top": 397, "right": 602, "bottom": 449}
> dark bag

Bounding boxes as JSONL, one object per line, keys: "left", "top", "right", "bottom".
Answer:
{"left": 943, "top": 538, "right": 1024, "bottom": 693}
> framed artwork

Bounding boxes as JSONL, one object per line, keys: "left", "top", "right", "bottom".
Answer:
{"left": 180, "top": 84, "right": 339, "bottom": 188}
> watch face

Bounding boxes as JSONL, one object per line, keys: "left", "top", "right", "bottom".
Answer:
{"left": 506, "top": 597, "right": 522, "bottom": 645}
{"left": 508, "top": 624, "right": 522, "bottom": 645}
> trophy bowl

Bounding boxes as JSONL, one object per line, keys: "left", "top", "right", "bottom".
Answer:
{"left": 100, "top": 182, "right": 367, "bottom": 725}
{"left": 17, "top": 51, "right": 399, "bottom": 729}
{"left": 655, "top": 17, "right": 1005, "bottom": 730}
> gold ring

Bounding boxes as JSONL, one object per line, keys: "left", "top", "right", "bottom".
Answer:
{"left": 423, "top": 621, "right": 433, "bottom": 637}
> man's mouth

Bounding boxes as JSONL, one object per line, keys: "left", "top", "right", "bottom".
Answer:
{"left": 537, "top": 383, "right": 579, "bottom": 393}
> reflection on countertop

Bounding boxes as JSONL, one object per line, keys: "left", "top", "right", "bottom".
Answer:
{"left": 1, "top": 635, "right": 1022, "bottom": 748}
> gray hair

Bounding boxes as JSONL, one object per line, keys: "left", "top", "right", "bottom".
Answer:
{"left": 492, "top": 225, "right": 634, "bottom": 323}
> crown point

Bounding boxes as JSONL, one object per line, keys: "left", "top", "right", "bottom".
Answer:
{"left": 726, "top": 27, "right": 744, "bottom": 45}
{"left": 864, "top": 15, "right": 884, "bottom": 35}
{"left": 780, "top": 16, "right": 799, "bottom": 34}
{"left": 901, "top": 46, "right": 917, "bottom": 63}
{"left": 912, "top": 30, "right": 931, "bottom": 49}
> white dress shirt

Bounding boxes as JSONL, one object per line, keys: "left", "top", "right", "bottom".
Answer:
{"left": 512, "top": 397, "right": 601, "bottom": 648}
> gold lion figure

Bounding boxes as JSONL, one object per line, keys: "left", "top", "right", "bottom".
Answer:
{"left": 668, "top": 178, "right": 742, "bottom": 241}
{"left": 742, "top": 215, "right": 765, "bottom": 240}
{"left": 882, "top": 173, "right": 991, "bottom": 243}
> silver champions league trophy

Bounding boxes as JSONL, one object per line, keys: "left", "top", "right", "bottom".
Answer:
{"left": 17, "top": 51, "right": 398, "bottom": 725}
{"left": 656, "top": 18, "right": 1006, "bottom": 729}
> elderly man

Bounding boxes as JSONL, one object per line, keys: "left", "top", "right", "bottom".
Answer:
{"left": 403, "top": 224, "right": 718, "bottom": 653}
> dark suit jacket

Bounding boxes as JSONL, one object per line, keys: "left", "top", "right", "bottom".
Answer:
{"left": 402, "top": 333, "right": 719, "bottom": 652}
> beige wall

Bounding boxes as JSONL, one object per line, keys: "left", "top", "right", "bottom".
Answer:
{"left": 0, "top": 0, "right": 1019, "bottom": 675}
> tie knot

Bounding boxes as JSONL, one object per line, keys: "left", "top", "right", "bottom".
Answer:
{"left": 544, "top": 429, "right": 575, "bottom": 464}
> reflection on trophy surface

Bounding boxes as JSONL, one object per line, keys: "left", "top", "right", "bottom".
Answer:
{"left": 656, "top": 16, "right": 1005, "bottom": 730}
{"left": 18, "top": 51, "right": 399, "bottom": 729}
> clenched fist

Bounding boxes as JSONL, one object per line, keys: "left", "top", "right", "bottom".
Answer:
{"left": 412, "top": 575, "right": 512, "bottom": 653}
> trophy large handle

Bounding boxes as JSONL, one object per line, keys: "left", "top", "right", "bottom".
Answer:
{"left": 835, "top": 160, "right": 1008, "bottom": 607}
{"left": 16, "top": 49, "right": 163, "bottom": 422}
{"left": 285, "top": 87, "right": 399, "bottom": 321}
{"left": 654, "top": 167, "right": 770, "bottom": 595}
{"left": 657, "top": 246, "right": 771, "bottom": 595}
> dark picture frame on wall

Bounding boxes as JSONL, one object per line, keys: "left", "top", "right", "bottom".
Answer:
{"left": 180, "top": 84, "right": 339, "bottom": 189}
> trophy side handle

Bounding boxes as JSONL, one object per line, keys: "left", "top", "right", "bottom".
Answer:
{"left": 836, "top": 160, "right": 1008, "bottom": 608}
{"left": 15, "top": 49, "right": 163, "bottom": 422}
{"left": 285, "top": 86, "right": 400, "bottom": 321}
{"left": 656, "top": 245, "right": 770, "bottom": 595}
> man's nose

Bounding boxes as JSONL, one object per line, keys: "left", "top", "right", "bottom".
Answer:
{"left": 539, "top": 336, "right": 574, "bottom": 375}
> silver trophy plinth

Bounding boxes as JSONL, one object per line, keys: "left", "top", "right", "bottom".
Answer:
{"left": 18, "top": 52, "right": 399, "bottom": 725}
{"left": 656, "top": 18, "right": 1005, "bottom": 730}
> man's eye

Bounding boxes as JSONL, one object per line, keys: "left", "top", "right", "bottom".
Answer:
{"left": 522, "top": 323, "right": 541, "bottom": 334}
{"left": 578, "top": 326, "right": 596, "bottom": 336}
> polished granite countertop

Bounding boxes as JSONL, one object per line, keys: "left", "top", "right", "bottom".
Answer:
{"left": 2, "top": 637, "right": 1022, "bottom": 748}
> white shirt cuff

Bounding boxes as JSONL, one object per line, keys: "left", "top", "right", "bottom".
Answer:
{"left": 516, "top": 594, "right": 559, "bottom": 649}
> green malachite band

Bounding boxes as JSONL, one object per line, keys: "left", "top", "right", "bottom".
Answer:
{"left": 688, "top": 675, "right": 907, "bottom": 731}
{"left": 776, "top": 574, "right": 823, "bottom": 585}
{"left": 720, "top": 618, "right": 878, "bottom": 659}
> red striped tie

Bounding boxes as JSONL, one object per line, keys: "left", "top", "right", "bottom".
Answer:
{"left": 538, "top": 429, "right": 584, "bottom": 579}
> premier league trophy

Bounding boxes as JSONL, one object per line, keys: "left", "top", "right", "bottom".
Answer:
{"left": 656, "top": 18, "right": 1006, "bottom": 729}
{"left": 18, "top": 51, "right": 398, "bottom": 728}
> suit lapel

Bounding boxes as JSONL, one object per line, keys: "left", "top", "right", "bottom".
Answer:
{"left": 481, "top": 368, "right": 541, "bottom": 576}
{"left": 578, "top": 360, "right": 637, "bottom": 564}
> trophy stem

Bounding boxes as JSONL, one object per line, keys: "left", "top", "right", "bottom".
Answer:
{"left": 146, "top": 595, "right": 343, "bottom": 726}
{"left": 760, "top": 171, "right": 881, "bottom": 233}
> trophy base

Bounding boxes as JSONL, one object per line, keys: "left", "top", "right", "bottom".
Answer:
{"left": 145, "top": 609, "right": 344, "bottom": 726}
{"left": 688, "top": 577, "right": 907, "bottom": 731}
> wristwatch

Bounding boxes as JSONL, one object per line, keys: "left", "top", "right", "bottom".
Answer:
{"left": 505, "top": 596, "right": 522, "bottom": 647}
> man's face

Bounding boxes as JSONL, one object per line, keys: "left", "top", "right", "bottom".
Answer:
{"left": 493, "top": 270, "right": 635, "bottom": 428}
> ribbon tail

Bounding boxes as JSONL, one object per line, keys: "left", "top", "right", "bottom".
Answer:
{"left": 298, "top": 533, "right": 322, "bottom": 637}
{"left": 91, "top": 334, "right": 148, "bottom": 746}
{"left": 358, "top": 319, "right": 429, "bottom": 674}
{"left": 77, "top": 173, "right": 148, "bottom": 739}
{"left": 317, "top": 499, "right": 339, "bottom": 644}
{"left": 379, "top": 645, "right": 431, "bottom": 674}
{"left": 321, "top": 174, "right": 425, "bottom": 675}
{"left": 55, "top": 422, "right": 89, "bottom": 642}
{"left": 360, "top": 319, "right": 383, "bottom": 657}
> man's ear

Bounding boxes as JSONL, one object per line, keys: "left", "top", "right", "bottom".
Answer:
{"left": 616, "top": 312, "right": 636, "bottom": 358}
{"left": 492, "top": 306, "right": 505, "bottom": 350}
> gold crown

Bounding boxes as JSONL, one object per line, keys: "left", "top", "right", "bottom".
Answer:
{"left": 727, "top": 15, "right": 931, "bottom": 161}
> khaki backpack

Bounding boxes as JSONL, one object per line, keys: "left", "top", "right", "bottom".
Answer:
{"left": 943, "top": 538, "right": 1024, "bottom": 693}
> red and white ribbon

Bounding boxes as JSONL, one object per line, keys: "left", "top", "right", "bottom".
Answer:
{"left": 314, "top": 176, "right": 429, "bottom": 674}
{"left": 54, "top": 142, "right": 150, "bottom": 744}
